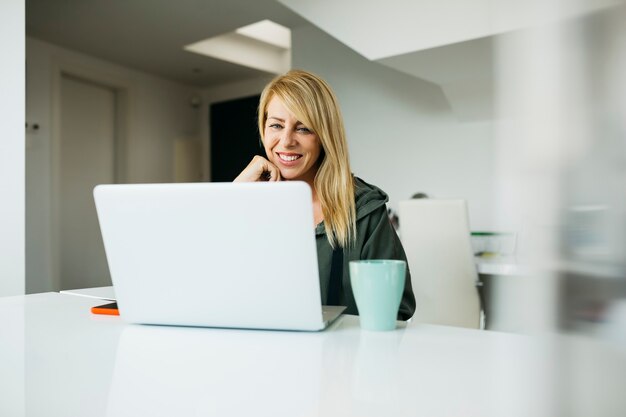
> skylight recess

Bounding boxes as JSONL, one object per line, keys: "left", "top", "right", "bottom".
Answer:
{"left": 184, "top": 20, "right": 291, "bottom": 74}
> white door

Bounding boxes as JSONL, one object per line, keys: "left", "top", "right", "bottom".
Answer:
{"left": 59, "top": 75, "right": 116, "bottom": 290}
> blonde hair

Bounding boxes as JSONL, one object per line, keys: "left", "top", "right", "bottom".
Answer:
{"left": 258, "top": 70, "right": 356, "bottom": 248}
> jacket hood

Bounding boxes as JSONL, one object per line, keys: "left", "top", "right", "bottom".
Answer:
{"left": 353, "top": 176, "right": 389, "bottom": 221}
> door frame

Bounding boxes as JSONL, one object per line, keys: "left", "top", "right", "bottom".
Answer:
{"left": 49, "top": 58, "right": 131, "bottom": 290}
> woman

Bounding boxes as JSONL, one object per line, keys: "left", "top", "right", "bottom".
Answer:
{"left": 235, "top": 70, "right": 415, "bottom": 320}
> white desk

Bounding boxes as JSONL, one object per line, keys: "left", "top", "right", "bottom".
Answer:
{"left": 2, "top": 292, "right": 624, "bottom": 416}
{"left": 475, "top": 256, "right": 524, "bottom": 276}
{"left": 473, "top": 256, "right": 527, "bottom": 332}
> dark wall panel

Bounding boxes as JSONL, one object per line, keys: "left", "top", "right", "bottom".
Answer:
{"left": 210, "top": 94, "right": 264, "bottom": 182}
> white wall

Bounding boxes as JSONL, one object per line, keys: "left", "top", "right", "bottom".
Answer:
{"left": 291, "top": 25, "right": 495, "bottom": 230}
{"left": 0, "top": 0, "right": 25, "bottom": 297}
{"left": 26, "top": 37, "right": 202, "bottom": 293}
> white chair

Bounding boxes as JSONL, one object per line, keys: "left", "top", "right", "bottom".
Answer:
{"left": 398, "top": 199, "right": 481, "bottom": 329}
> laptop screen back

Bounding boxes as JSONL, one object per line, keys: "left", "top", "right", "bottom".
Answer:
{"left": 93, "top": 181, "right": 324, "bottom": 331}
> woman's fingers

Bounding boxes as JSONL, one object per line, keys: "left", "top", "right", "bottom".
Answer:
{"left": 234, "top": 156, "right": 281, "bottom": 182}
{"left": 265, "top": 161, "right": 281, "bottom": 181}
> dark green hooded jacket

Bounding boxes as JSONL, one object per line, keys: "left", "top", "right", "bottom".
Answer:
{"left": 315, "top": 177, "right": 416, "bottom": 320}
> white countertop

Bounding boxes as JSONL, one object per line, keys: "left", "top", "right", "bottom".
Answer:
{"left": 2, "top": 292, "right": 624, "bottom": 416}
{"left": 61, "top": 285, "right": 116, "bottom": 300}
{"left": 475, "top": 256, "right": 526, "bottom": 276}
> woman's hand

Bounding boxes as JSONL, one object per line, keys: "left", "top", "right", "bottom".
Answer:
{"left": 233, "top": 155, "right": 281, "bottom": 182}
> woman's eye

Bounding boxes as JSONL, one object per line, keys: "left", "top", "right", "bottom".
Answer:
{"left": 268, "top": 123, "right": 282, "bottom": 129}
{"left": 297, "top": 127, "right": 311, "bottom": 133}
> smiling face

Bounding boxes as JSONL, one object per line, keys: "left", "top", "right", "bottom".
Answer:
{"left": 262, "top": 96, "right": 323, "bottom": 185}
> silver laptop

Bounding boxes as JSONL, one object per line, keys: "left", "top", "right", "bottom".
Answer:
{"left": 93, "top": 181, "right": 345, "bottom": 331}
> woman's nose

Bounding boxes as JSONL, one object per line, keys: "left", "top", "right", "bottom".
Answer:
{"left": 279, "top": 130, "right": 297, "bottom": 147}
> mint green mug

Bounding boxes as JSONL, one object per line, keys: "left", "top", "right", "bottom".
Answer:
{"left": 349, "top": 260, "right": 406, "bottom": 331}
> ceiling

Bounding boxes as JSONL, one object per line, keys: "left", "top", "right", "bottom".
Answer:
{"left": 26, "top": 0, "right": 310, "bottom": 88}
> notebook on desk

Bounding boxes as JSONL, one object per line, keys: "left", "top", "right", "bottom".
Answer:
{"left": 93, "top": 181, "right": 345, "bottom": 331}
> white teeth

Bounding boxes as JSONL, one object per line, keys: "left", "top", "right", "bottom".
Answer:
{"left": 279, "top": 154, "right": 300, "bottom": 162}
